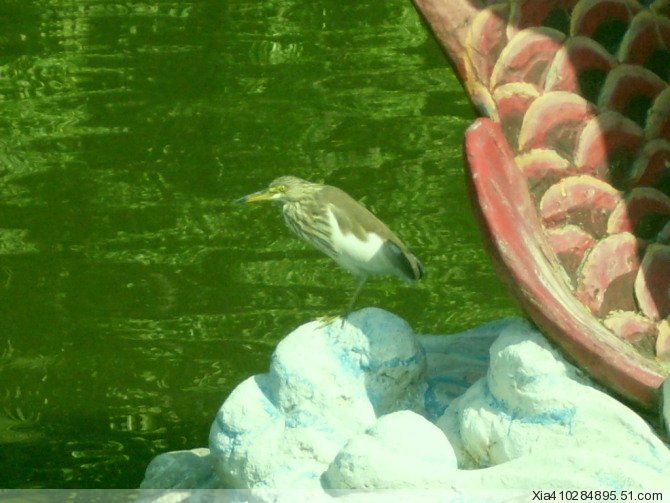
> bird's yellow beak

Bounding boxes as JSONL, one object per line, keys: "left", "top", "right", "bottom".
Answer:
{"left": 235, "top": 190, "right": 273, "bottom": 204}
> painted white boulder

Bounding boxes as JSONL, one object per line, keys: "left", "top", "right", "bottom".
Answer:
{"left": 140, "top": 448, "right": 218, "bottom": 490}
{"left": 208, "top": 308, "right": 427, "bottom": 489}
{"left": 323, "top": 410, "right": 457, "bottom": 489}
{"left": 439, "top": 322, "right": 670, "bottom": 473}
{"left": 142, "top": 308, "right": 670, "bottom": 495}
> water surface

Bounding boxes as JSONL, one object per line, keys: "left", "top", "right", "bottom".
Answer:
{"left": 0, "top": 0, "right": 519, "bottom": 487}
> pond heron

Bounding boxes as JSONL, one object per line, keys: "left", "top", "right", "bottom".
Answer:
{"left": 237, "top": 176, "right": 424, "bottom": 317}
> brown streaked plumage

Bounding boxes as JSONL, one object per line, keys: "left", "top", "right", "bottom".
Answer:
{"left": 237, "top": 175, "right": 424, "bottom": 316}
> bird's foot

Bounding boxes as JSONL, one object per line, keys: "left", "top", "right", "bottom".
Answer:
{"left": 316, "top": 314, "right": 346, "bottom": 329}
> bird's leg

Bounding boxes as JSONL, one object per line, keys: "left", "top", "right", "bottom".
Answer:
{"left": 317, "top": 276, "right": 368, "bottom": 329}
{"left": 347, "top": 276, "right": 367, "bottom": 312}
{"left": 340, "top": 276, "right": 367, "bottom": 326}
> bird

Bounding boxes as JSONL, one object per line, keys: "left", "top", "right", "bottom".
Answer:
{"left": 236, "top": 175, "right": 424, "bottom": 319}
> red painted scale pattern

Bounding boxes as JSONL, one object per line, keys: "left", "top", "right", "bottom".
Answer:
{"left": 413, "top": 0, "right": 670, "bottom": 409}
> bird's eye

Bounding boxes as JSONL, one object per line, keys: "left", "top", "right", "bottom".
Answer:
{"left": 270, "top": 185, "right": 286, "bottom": 193}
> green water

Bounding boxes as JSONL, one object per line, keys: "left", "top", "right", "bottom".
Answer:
{"left": 0, "top": 0, "right": 519, "bottom": 488}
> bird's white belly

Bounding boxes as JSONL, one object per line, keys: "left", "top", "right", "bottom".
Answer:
{"left": 326, "top": 208, "right": 391, "bottom": 276}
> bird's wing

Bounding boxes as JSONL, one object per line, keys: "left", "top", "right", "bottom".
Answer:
{"left": 320, "top": 186, "right": 424, "bottom": 281}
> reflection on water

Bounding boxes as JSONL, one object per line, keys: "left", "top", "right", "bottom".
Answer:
{"left": 0, "top": 0, "right": 519, "bottom": 488}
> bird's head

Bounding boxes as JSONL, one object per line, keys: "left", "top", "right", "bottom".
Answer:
{"left": 236, "top": 176, "right": 319, "bottom": 204}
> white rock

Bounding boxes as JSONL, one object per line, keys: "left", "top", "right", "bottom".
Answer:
{"left": 438, "top": 319, "right": 670, "bottom": 473}
{"left": 140, "top": 448, "right": 218, "bottom": 489}
{"left": 349, "top": 313, "right": 427, "bottom": 416}
{"left": 454, "top": 448, "right": 670, "bottom": 490}
{"left": 324, "top": 410, "right": 456, "bottom": 489}
{"left": 208, "top": 308, "right": 427, "bottom": 489}
{"left": 326, "top": 445, "right": 670, "bottom": 492}
{"left": 142, "top": 310, "right": 670, "bottom": 494}
{"left": 209, "top": 374, "right": 285, "bottom": 488}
